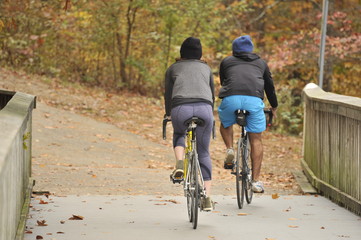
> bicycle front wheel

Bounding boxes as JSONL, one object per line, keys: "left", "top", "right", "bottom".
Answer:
{"left": 236, "top": 138, "right": 244, "bottom": 209}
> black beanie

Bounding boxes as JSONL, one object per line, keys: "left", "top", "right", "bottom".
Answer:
{"left": 180, "top": 37, "right": 202, "bottom": 60}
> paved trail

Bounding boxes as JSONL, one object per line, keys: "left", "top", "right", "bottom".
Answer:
{"left": 24, "top": 102, "right": 361, "bottom": 240}
{"left": 26, "top": 195, "right": 361, "bottom": 240}
{"left": 31, "top": 102, "right": 237, "bottom": 196}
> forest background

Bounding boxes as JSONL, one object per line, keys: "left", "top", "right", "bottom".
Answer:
{"left": 0, "top": 0, "right": 360, "bottom": 135}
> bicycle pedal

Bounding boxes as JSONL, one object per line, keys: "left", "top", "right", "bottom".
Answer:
{"left": 224, "top": 163, "right": 234, "bottom": 169}
{"left": 170, "top": 174, "right": 183, "bottom": 184}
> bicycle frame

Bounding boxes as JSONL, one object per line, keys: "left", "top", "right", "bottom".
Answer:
{"left": 184, "top": 121, "right": 205, "bottom": 198}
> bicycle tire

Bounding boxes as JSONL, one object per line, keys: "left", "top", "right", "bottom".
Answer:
{"left": 236, "top": 138, "right": 244, "bottom": 209}
{"left": 191, "top": 153, "right": 199, "bottom": 229}
{"left": 186, "top": 158, "right": 193, "bottom": 223}
{"left": 244, "top": 137, "right": 253, "bottom": 204}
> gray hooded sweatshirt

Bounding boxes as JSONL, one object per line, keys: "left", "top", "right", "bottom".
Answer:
{"left": 164, "top": 59, "right": 214, "bottom": 116}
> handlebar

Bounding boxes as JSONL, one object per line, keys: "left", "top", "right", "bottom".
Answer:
{"left": 263, "top": 109, "right": 273, "bottom": 127}
{"left": 162, "top": 114, "right": 171, "bottom": 140}
{"left": 212, "top": 120, "right": 216, "bottom": 139}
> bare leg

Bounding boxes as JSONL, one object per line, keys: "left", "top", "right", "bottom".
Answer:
{"left": 220, "top": 124, "right": 233, "bottom": 149}
{"left": 174, "top": 146, "right": 184, "bottom": 161}
{"left": 204, "top": 180, "right": 212, "bottom": 196}
{"left": 248, "top": 132, "right": 263, "bottom": 181}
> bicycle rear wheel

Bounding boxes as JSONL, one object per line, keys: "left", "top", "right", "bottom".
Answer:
{"left": 186, "top": 156, "right": 193, "bottom": 222}
{"left": 191, "top": 154, "right": 199, "bottom": 229}
{"left": 186, "top": 159, "right": 193, "bottom": 223}
{"left": 236, "top": 138, "right": 244, "bottom": 209}
{"left": 243, "top": 137, "right": 253, "bottom": 204}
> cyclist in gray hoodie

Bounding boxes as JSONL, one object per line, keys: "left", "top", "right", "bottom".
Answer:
{"left": 164, "top": 37, "right": 214, "bottom": 211}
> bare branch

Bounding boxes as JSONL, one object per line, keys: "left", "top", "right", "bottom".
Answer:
{"left": 250, "top": 0, "right": 282, "bottom": 24}
{"left": 250, "top": 0, "right": 322, "bottom": 24}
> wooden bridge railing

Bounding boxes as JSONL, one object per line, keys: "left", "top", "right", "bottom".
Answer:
{"left": 302, "top": 83, "right": 361, "bottom": 215}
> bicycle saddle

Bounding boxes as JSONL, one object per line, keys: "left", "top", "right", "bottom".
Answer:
{"left": 184, "top": 117, "right": 205, "bottom": 127}
{"left": 235, "top": 110, "right": 249, "bottom": 126}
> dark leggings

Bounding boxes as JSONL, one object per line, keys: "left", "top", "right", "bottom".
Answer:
{"left": 171, "top": 103, "right": 213, "bottom": 181}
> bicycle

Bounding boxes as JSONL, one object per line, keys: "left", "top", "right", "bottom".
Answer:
{"left": 163, "top": 115, "right": 214, "bottom": 229}
{"left": 225, "top": 109, "right": 273, "bottom": 209}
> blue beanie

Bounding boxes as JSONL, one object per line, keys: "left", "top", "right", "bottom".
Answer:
{"left": 232, "top": 35, "right": 254, "bottom": 53}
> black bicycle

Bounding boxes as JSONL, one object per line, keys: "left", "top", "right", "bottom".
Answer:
{"left": 230, "top": 109, "right": 273, "bottom": 209}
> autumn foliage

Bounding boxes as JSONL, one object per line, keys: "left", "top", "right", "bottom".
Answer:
{"left": 0, "top": 0, "right": 360, "bottom": 134}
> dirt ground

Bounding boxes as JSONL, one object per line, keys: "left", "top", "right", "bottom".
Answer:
{"left": 0, "top": 68, "right": 304, "bottom": 195}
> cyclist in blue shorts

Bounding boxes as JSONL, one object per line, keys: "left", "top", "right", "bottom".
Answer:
{"left": 218, "top": 35, "right": 278, "bottom": 193}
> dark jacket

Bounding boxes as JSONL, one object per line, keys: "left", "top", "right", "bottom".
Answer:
{"left": 219, "top": 52, "right": 278, "bottom": 108}
{"left": 164, "top": 59, "right": 215, "bottom": 116}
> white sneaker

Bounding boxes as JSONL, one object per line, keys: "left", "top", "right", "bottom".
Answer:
{"left": 251, "top": 181, "right": 264, "bottom": 193}
{"left": 224, "top": 148, "right": 235, "bottom": 169}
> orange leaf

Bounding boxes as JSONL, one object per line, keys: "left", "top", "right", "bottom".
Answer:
{"left": 237, "top": 213, "right": 249, "bottom": 216}
{"left": 272, "top": 193, "right": 279, "bottom": 199}
{"left": 39, "top": 200, "right": 48, "bottom": 204}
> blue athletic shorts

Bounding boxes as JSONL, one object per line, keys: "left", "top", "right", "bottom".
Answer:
{"left": 218, "top": 95, "right": 265, "bottom": 133}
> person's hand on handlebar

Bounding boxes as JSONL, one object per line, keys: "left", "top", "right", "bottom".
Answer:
{"left": 271, "top": 107, "right": 277, "bottom": 119}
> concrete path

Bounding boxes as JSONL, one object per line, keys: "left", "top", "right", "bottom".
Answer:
{"left": 25, "top": 102, "right": 361, "bottom": 240}
{"left": 25, "top": 194, "right": 361, "bottom": 240}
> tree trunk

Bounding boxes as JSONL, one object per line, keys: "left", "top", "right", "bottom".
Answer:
{"left": 125, "top": 0, "right": 138, "bottom": 88}
{"left": 116, "top": 32, "right": 128, "bottom": 86}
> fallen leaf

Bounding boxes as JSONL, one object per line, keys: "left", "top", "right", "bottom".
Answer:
{"left": 25, "top": 230, "right": 33, "bottom": 234}
{"left": 39, "top": 200, "right": 48, "bottom": 204}
{"left": 36, "top": 220, "right": 48, "bottom": 226}
{"left": 60, "top": 220, "right": 65, "bottom": 224}
{"left": 288, "top": 225, "right": 299, "bottom": 228}
{"left": 237, "top": 213, "right": 248, "bottom": 216}
{"left": 36, "top": 236, "right": 43, "bottom": 240}
{"left": 321, "top": 227, "right": 325, "bottom": 229}
{"left": 57, "top": 232, "right": 65, "bottom": 234}
{"left": 272, "top": 193, "right": 279, "bottom": 199}
{"left": 69, "top": 215, "right": 84, "bottom": 220}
